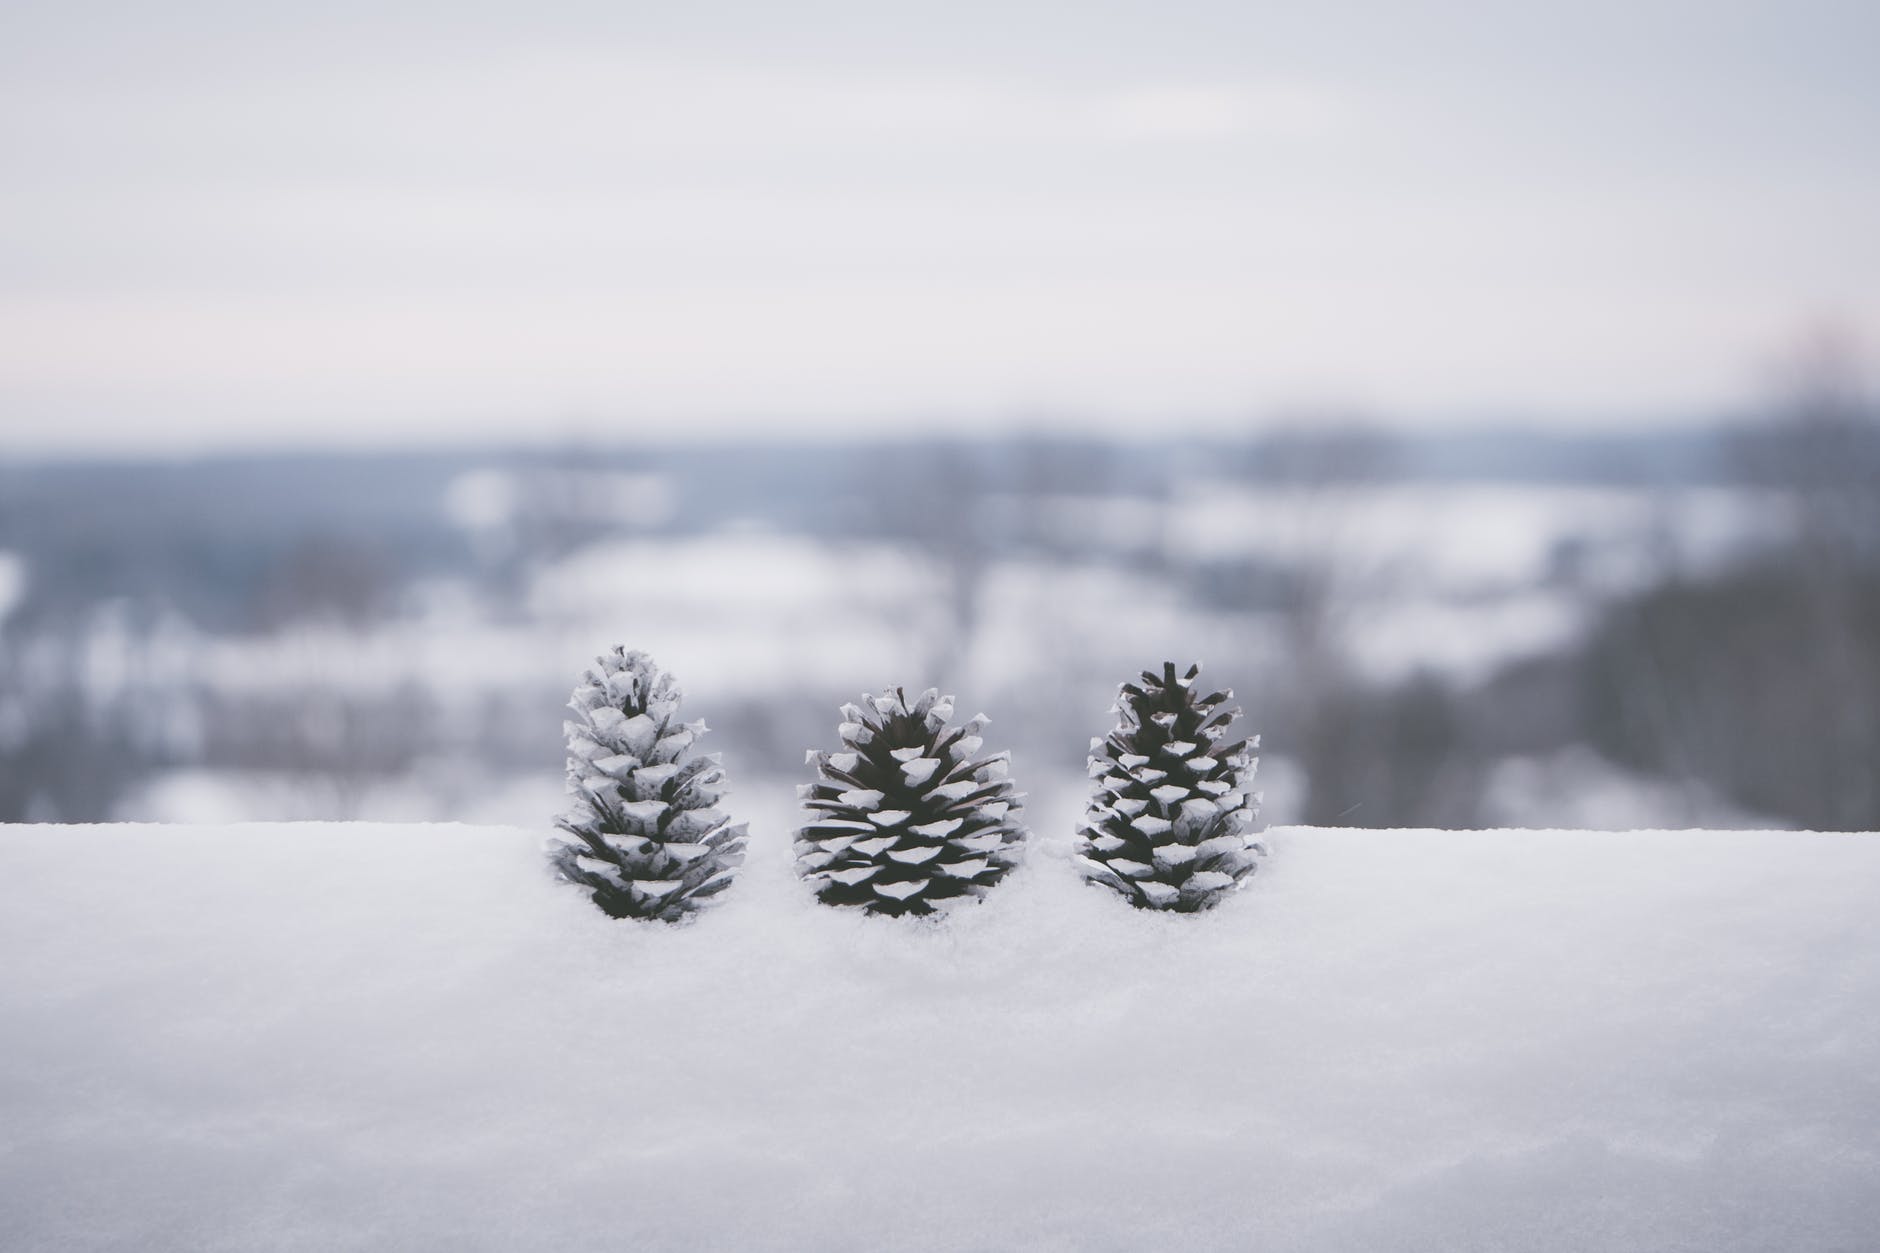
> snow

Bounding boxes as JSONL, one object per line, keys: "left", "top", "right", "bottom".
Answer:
{"left": 1346, "top": 590, "right": 1586, "bottom": 685}
{"left": 530, "top": 534, "right": 931, "bottom": 691}
{"left": 3, "top": 819, "right": 1877, "bottom": 1252}
{"left": 1163, "top": 484, "right": 1782, "bottom": 595}
{"left": 443, "top": 468, "right": 677, "bottom": 533}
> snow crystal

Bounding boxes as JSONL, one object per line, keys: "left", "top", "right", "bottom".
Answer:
{"left": 899, "top": 758, "right": 942, "bottom": 786}
{"left": 586, "top": 706, "right": 627, "bottom": 735}
{"left": 950, "top": 831, "right": 1007, "bottom": 853}
{"left": 1136, "top": 880, "right": 1179, "bottom": 906}
{"left": 807, "top": 818, "right": 874, "bottom": 834}
{"left": 885, "top": 845, "right": 943, "bottom": 866}
{"left": 1192, "top": 832, "right": 1242, "bottom": 861}
{"left": 634, "top": 763, "right": 681, "bottom": 789}
{"left": 570, "top": 854, "right": 621, "bottom": 880}
{"left": 653, "top": 729, "right": 697, "bottom": 761}
{"left": 1175, "top": 800, "right": 1223, "bottom": 838}
{"left": 615, "top": 714, "right": 660, "bottom": 758}
{"left": 872, "top": 878, "right": 929, "bottom": 901}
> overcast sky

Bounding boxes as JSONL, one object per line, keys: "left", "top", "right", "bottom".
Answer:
{"left": 2, "top": 0, "right": 1876, "bottom": 452}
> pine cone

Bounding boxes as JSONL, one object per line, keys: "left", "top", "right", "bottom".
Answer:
{"left": 1075, "top": 662, "right": 1262, "bottom": 911}
{"left": 550, "top": 647, "right": 747, "bottom": 921}
{"left": 796, "top": 687, "right": 1025, "bottom": 916}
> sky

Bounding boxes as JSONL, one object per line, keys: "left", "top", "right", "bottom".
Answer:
{"left": 1, "top": 0, "right": 1876, "bottom": 453}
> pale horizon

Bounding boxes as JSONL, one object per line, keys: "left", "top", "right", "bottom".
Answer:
{"left": 3, "top": 0, "right": 1876, "bottom": 453}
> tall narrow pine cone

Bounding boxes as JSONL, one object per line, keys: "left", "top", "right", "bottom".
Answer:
{"left": 550, "top": 647, "right": 747, "bottom": 921}
{"left": 796, "top": 687, "right": 1025, "bottom": 916}
{"left": 1075, "top": 662, "right": 1262, "bottom": 911}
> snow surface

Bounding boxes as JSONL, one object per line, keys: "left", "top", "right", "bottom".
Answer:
{"left": 3, "top": 819, "right": 1877, "bottom": 1252}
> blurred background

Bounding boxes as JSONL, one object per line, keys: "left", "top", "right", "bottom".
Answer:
{"left": 2, "top": 1, "right": 1877, "bottom": 830}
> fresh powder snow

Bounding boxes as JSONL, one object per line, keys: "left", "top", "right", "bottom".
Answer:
{"left": 2, "top": 811, "right": 1877, "bottom": 1251}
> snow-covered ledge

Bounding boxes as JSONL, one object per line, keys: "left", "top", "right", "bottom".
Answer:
{"left": 4, "top": 823, "right": 1876, "bottom": 1251}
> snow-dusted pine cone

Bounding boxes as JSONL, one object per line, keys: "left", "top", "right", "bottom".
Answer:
{"left": 549, "top": 647, "right": 747, "bottom": 921}
{"left": 1075, "top": 662, "right": 1262, "bottom": 911}
{"left": 796, "top": 687, "right": 1026, "bottom": 916}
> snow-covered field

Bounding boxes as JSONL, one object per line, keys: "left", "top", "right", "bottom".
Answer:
{"left": 4, "top": 817, "right": 1876, "bottom": 1251}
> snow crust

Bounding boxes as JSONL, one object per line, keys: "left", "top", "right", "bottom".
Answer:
{"left": 3, "top": 819, "right": 1877, "bottom": 1251}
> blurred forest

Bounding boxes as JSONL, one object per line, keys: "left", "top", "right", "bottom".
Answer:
{"left": 2, "top": 365, "right": 1876, "bottom": 831}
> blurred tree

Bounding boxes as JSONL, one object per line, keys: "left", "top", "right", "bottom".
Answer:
{"left": 854, "top": 441, "right": 992, "bottom": 686}
{"left": 254, "top": 534, "right": 393, "bottom": 630}
{"left": 1228, "top": 422, "right": 1485, "bottom": 827}
{"left": 1584, "top": 331, "right": 1880, "bottom": 829}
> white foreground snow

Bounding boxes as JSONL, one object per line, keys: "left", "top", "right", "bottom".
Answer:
{"left": 2, "top": 821, "right": 1877, "bottom": 1252}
